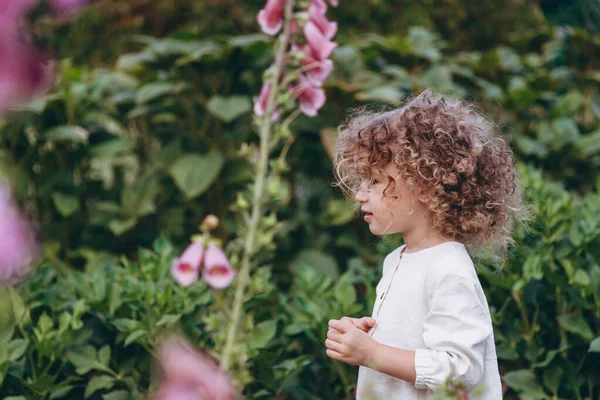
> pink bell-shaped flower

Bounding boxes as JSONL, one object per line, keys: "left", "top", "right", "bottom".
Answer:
{"left": 256, "top": 0, "right": 285, "bottom": 36}
{"left": 293, "top": 74, "right": 326, "bottom": 117}
{"left": 0, "top": 29, "right": 54, "bottom": 113}
{"left": 202, "top": 244, "right": 236, "bottom": 289}
{"left": 156, "top": 336, "right": 237, "bottom": 400}
{"left": 303, "top": 20, "right": 337, "bottom": 61}
{"left": 308, "top": 2, "right": 337, "bottom": 40}
{"left": 0, "top": 182, "right": 38, "bottom": 285}
{"left": 171, "top": 241, "right": 204, "bottom": 287}
{"left": 253, "top": 83, "right": 280, "bottom": 120}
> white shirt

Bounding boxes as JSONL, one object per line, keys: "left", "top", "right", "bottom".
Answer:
{"left": 356, "top": 242, "right": 502, "bottom": 399}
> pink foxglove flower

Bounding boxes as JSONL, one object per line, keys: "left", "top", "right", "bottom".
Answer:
{"left": 303, "top": 20, "right": 337, "bottom": 61}
{"left": 0, "top": 0, "right": 37, "bottom": 26}
{"left": 0, "top": 29, "right": 53, "bottom": 112}
{"left": 253, "top": 83, "right": 280, "bottom": 120}
{"left": 327, "top": 0, "right": 339, "bottom": 6}
{"left": 153, "top": 385, "right": 198, "bottom": 400}
{"left": 308, "top": 2, "right": 337, "bottom": 39}
{"left": 294, "top": 75, "right": 326, "bottom": 117}
{"left": 0, "top": 182, "right": 38, "bottom": 285}
{"left": 257, "top": 0, "right": 285, "bottom": 36}
{"left": 48, "top": 0, "right": 88, "bottom": 16}
{"left": 171, "top": 241, "right": 204, "bottom": 287}
{"left": 156, "top": 336, "right": 237, "bottom": 400}
{"left": 202, "top": 244, "right": 236, "bottom": 289}
{"left": 294, "top": 44, "right": 333, "bottom": 87}
{"left": 309, "top": 0, "right": 328, "bottom": 14}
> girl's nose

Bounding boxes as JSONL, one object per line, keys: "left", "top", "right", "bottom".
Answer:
{"left": 355, "top": 187, "right": 368, "bottom": 203}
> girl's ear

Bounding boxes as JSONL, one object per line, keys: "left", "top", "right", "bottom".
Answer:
{"left": 415, "top": 188, "right": 429, "bottom": 204}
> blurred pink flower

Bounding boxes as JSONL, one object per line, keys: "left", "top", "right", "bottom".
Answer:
{"left": 156, "top": 336, "right": 237, "bottom": 400}
{"left": 293, "top": 75, "right": 325, "bottom": 117}
{"left": 303, "top": 20, "right": 337, "bottom": 61}
{"left": 310, "top": 0, "right": 328, "bottom": 14}
{"left": 0, "top": 29, "right": 54, "bottom": 112}
{"left": 257, "top": 0, "right": 285, "bottom": 36}
{"left": 48, "top": 0, "right": 88, "bottom": 16}
{"left": 308, "top": 2, "right": 337, "bottom": 39}
{"left": 0, "top": 182, "right": 38, "bottom": 285}
{"left": 203, "top": 244, "right": 236, "bottom": 289}
{"left": 171, "top": 241, "right": 204, "bottom": 287}
{"left": 0, "top": 0, "right": 37, "bottom": 25}
{"left": 253, "top": 83, "right": 280, "bottom": 120}
{"left": 328, "top": 0, "right": 339, "bottom": 6}
{"left": 153, "top": 384, "right": 199, "bottom": 400}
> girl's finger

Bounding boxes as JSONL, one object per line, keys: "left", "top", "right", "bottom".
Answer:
{"left": 325, "top": 338, "right": 343, "bottom": 353}
{"left": 326, "top": 348, "right": 344, "bottom": 361}
{"left": 326, "top": 329, "right": 342, "bottom": 342}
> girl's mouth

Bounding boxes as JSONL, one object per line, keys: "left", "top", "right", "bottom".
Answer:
{"left": 363, "top": 212, "right": 373, "bottom": 221}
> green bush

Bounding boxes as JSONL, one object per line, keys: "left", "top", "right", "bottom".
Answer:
{"left": 2, "top": 1, "right": 600, "bottom": 399}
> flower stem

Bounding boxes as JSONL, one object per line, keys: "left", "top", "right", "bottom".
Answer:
{"left": 221, "top": 0, "right": 296, "bottom": 371}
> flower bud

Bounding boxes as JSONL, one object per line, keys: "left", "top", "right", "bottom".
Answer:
{"left": 201, "top": 214, "right": 220, "bottom": 231}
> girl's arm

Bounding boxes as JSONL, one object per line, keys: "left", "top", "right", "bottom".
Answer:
{"left": 369, "top": 343, "right": 416, "bottom": 384}
{"left": 326, "top": 319, "right": 416, "bottom": 384}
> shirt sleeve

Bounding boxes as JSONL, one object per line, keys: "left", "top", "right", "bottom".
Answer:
{"left": 414, "top": 270, "right": 492, "bottom": 391}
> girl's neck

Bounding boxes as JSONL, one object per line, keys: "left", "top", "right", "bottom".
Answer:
{"left": 402, "top": 223, "right": 449, "bottom": 254}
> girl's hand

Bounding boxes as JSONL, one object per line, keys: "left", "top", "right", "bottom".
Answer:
{"left": 325, "top": 318, "right": 379, "bottom": 367}
{"left": 351, "top": 316, "right": 376, "bottom": 332}
{"left": 328, "top": 316, "right": 376, "bottom": 333}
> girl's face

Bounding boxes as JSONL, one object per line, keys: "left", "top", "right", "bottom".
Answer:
{"left": 355, "top": 164, "right": 425, "bottom": 235}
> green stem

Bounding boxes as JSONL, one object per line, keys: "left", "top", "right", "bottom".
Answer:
{"left": 220, "top": 0, "right": 296, "bottom": 371}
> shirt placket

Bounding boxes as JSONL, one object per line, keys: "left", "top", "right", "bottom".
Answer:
{"left": 369, "top": 249, "right": 405, "bottom": 337}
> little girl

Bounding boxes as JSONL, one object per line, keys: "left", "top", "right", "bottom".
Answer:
{"left": 325, "top": 89, "right": 525, "bottom": 399}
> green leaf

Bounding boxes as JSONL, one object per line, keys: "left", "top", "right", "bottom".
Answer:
{"left": 291, "top": 249, "right": 339, "bottom": 280}
{"left": 169, "top": 152, "right": 224, "bottom": 199}
{"left": 38, "top": 313, "right": 54, "bottom": 334}
{"left": 503, "top": 370, "right": 546, "bottom": 399}
{"left": 85, "top": 375, "right": 115, "bottom": 398}
{"left": 156, "top": 314, "right": 181, "bottom": 326}
{"left": 49, "top": 385, "right": 76, "bottom": 399}
{"left": 249, "top": 320, "right": 277, "bottom": 349}
{"left": 124, "top": 329, "right": 147, "bottom": 347}
{"left": 135, "top": 82, "right": 186, "bottom": 104}
{"left": 8, "top": 339, "right": 29, "bottom": 362}
{"left": 108, "top": 218, "right": 138, "bottom": 236}
{"left": 355, "top": 86, "right": 403, "bottom": 103}
{"left": 558, "top": 314, "right": 594, "bottom": 340}
{"left": 98, "top": 345, "right": 111, "bottom": 366}
{"left": 102, "top": 390, "right": 129, "bottom": 400}
{"left": 9, "top": 288, "right": 25, "bottom": 324}
{"left": 112, "top": 318, "right": 140, "bottom": 332}
{"left": 552, "top": 90, "right": 583, "bottom": 116}
{"left": 121, "top": 174, "right": 159, "bottom": 218}
{"left": 406, "top": 26, "right": 442, "bottom": 62}
{"left": 45, "top": 126, "right": 89, "bottom": 142}
{"left": 419, "top": 65, "right": 453, "bottom": 92}
{"left": 577, "top": 130, "right": 600, "bottom": 157}
{"left": 67, "top": 347, "right": 112, "bottom": 375}
{"left": 89, "top": 139, "right": 136, "bottom": 157}
{"left": 542, "top": 364, "right": 561, "bottom": 396}
{"left": 317, "top": 199, "right": 356, "bottom": 227}
{"left": 52, "top": 193, "right": 79, "bottom": 217}
{"left": 333, "top": 273, "right": 356, "bottom": 308}
{"left": 589, "top": 337, "right": 600, "bottom": 352}
{"left": 206, "top": 95, "right": 252, "bottom": 123}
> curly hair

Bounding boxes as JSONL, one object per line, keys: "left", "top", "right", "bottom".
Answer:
{"left": 334, "top": 89, "right": 526, "bottom": 252}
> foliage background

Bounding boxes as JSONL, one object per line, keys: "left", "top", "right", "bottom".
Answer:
{"left": 0, "top": 0, "right": 599, "bottom": 399}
